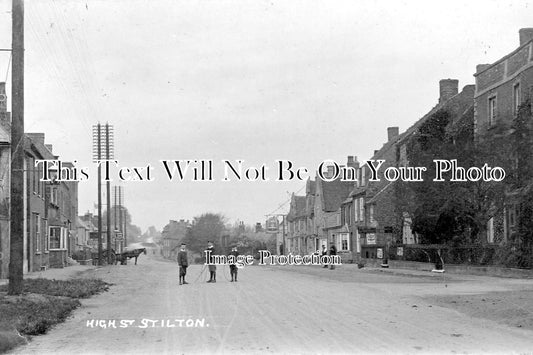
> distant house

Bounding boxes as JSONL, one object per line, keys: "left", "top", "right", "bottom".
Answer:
{"left": 316, "top": 157, "right": 356, "bottom": 261}
{"left": 161, "top": 219, "right": 190, "bottom": 259}
{"left": 286, "top": 194, "right": 307, "bottom": 255}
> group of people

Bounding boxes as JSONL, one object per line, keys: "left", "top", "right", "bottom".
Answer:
{"left": 176, "top": 241, "right": 240, "bottom": 285}
{"left": 321, "top": 242, "right": 337, "bottom": 270}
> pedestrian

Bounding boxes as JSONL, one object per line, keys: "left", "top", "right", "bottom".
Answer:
{"left": 177, "top": 243, "right": 189, "bottom": 285}
{"left": 229, "top": 246, "right": 239, "bottom": 282}
{"left": 329, "top": 242, "right": 337, "bottom": 270}
{"left": 206, "top": 241, "right": 217, "bottom": 283}
{"left": 321, "top": 245, "right": 328, "bottom": 268}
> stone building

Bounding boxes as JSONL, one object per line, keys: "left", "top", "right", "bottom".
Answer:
{"left": 354, "top": 80, "right": 475, "bottom": 262}
{"left": 473, "top": 28, "right": 533, "bottom": 244}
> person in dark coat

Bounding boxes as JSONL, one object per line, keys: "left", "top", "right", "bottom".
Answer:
{"left": 229, "top": 246, "right": 239, "bottom": 282}
{"left": 177, "top": 243, "right": 189, "bottom": 285}
{"left": 321, "top": 245, "right": 328, "bottom": 268}
{"left": 329, "top": 242, "right": 337, "bottom": 270}
{"left": 206, "top": 241, "right": 217, "bottom": 283}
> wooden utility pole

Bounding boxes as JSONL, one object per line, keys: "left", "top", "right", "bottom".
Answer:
{"left": 105, "top": 123, "right": 111, "bottom": 263}
{"left": 97, "top": 123, "right": 102, "bottom": 265}
{"left": 8, "top": 0, "right": 24, "bottom": 295}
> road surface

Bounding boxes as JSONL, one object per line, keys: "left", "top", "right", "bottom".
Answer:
{"left": 11, "top": 255, "right": 533, "bottom": 354}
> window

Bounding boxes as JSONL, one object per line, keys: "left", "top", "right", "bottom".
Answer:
{"left": 347, "top": 204, "right": 352, "bottom": 225}
{"left": 49, "top": 226, "right": 67, "bottom": 250}
{"left": 51, "top": 187, "right": 58, "bottom": 206}
{"left": 32, "top": 158, "right": 37, "bottom": 193}
{"left": 340, "top": 233, "right": 350, "bottom": 251}
{"left": 487, "top": 218, "right": 494, "bottom": 244}
{"left": 513, "top": 83, "right": 521, "bottom": 115}
{"left": 360, "top": 167, "right": 366, "bottom": 186}
{"left": 369, "top": 205, "right": 375, "bottom": 223}
{"left": 34, "top": 213, "right": 41, "bottom": 252}
{"left": 43, "top": 218, "right": 49, "bottom": 251}
{"left": 508, "top": 205, "right": 517, "bottom": 229}
{"left": 359, "top": 198, "right": 365, "bottom": 222}
{"left": 488, "top": 96, "right": 497, "bottom": 126}
{"left": 399, "top": 144, "right": 408, "bottom": 167}
{"left": 354, "top": 199, "right": 358, "bottom": 222}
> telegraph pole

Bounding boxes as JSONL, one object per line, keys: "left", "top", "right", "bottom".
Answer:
{"left": 93, "top": 123, "right": 114, "bottom": 264}
{"left": 105, "top": 123, "right": 113, "bottom": 263}
{"left": 94, "top": 123, "right": 103, "bottom": 265}
{"left": 8, "top": 0, "right": 24, "bottom": 295}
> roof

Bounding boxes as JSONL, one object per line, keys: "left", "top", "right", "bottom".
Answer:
{"left": 287, "top": 195, "right": 307, "bottom": 220}
{"left": 320, "top": 178, "right": 353, "bottom": 212}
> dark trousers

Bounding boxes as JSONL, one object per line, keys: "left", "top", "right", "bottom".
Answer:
{"left": 230, "top": 265, "right": 238, "bottom": 280}
{"left": 179, "top": 266, "right": 187, "bottom": 283}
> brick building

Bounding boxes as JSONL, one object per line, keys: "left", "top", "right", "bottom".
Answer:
{"left": 0, "top": 82, "right": 9, "bottom": 278}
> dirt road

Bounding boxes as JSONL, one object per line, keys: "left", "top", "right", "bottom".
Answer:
{"left": 11, "top": 256, "right": 533, "bottom": 354}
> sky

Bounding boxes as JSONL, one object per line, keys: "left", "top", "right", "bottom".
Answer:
{"left": 0, "top": 0, "right": 531, "bottom": 233}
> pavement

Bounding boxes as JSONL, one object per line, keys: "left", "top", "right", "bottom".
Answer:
{"left": 7, "top": 254, "right": 533, "bottom": 355}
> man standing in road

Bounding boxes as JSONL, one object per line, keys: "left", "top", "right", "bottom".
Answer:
{"left": 177, "top": 243, "right": 189, "bottom": 285}
{"left": 329, "top": 242, "right": 337, "bottom": 270}
{"left": 206, "top": 241, "right": 217, "bottom": 283}
{"left": 229, "top": 246, "right": 239, "bottom": 282}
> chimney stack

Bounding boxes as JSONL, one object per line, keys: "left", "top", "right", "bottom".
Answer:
{"left": 346, "top": 155, "right": 359, "bottom": 169}
{"left": 0, "top": 82, "right": 6, "bottom": 113}
{"left": 476, "top": 64, "right": 491, "bottom": 74}
{"left": 387, "top": 127, "right": 399, "bottom": 142}
{"left": 439, "top": 79, "right": 459, "bottom": 103}
{"left": 0, "top": 82, "right": 9, "bottom": 131}
{"left": 519, "top": 28, "right": 533, "bottom": 46}
{"left": 326, "top": 165, "right": 335, "bottom": 179}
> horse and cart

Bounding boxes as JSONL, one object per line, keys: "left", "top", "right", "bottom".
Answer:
{"left": 92, "top": 248, "right": 146, "bottom": 266}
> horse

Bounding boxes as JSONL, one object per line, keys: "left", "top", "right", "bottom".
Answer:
{"left": 117, "top": 248, "right": 147, "bottom": 265}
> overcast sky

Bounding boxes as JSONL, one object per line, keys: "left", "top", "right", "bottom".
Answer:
{"left": 0, "top": 0, "right": 531, "bottom": 233}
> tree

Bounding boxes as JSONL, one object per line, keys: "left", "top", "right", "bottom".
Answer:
{"left": 395, "top": 107, "right": 510, "bottom": 246}
{"left": 182, "top": 213, "right": 227, "bottom": 254}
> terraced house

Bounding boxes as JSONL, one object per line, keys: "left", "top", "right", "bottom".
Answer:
{"left": 0, "top": 82, "right": 79, "bottom": 275}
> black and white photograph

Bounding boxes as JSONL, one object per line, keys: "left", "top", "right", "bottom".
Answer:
{"left": 1, "top": 1, "right": 533, "bottom": 354}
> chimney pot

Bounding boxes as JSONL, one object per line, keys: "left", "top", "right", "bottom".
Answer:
{"left": 519, "top": 28, "right": 533, "bottom": 46}
{"left": 387, "top": 127, "right": 399, "bottom": 142}
{"left": 439, "top": 79, "right": 459, "bottom": 103}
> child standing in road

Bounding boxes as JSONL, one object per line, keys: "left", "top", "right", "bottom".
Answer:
{"left": 177, "top": 243, "right": 189, "bottom": 285}
{"left": 229, "top": 246, "right": 239, "bottom": 282}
